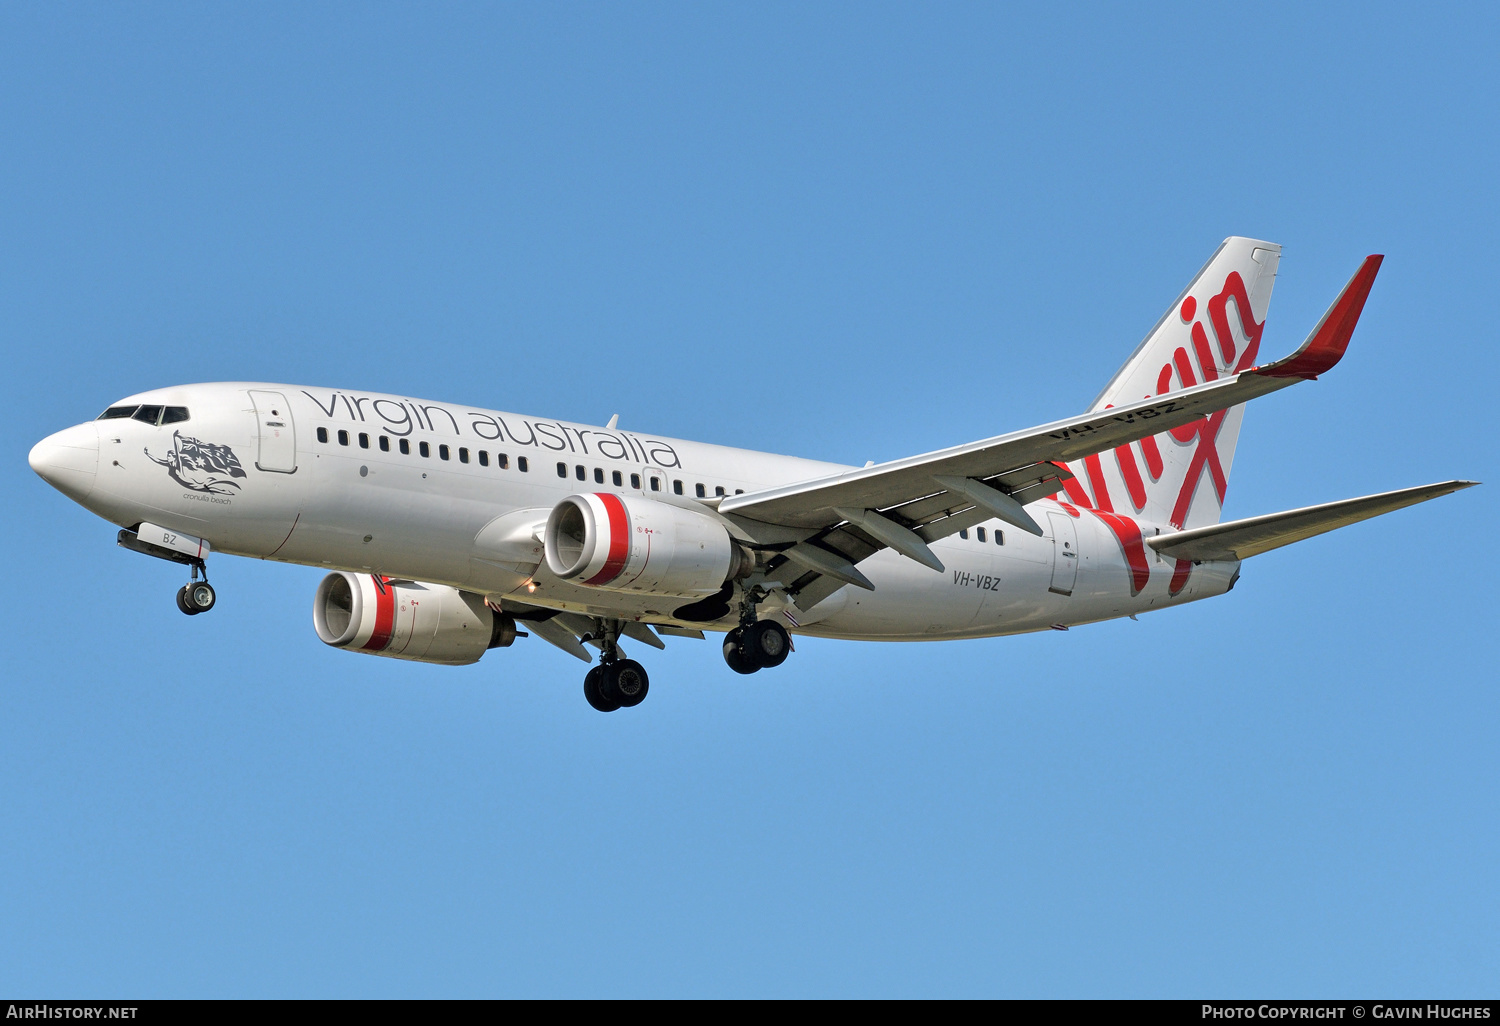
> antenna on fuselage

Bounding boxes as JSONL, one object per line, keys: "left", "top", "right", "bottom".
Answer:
{"left": 605, "top": 414, "right": 619, "bottom": 430}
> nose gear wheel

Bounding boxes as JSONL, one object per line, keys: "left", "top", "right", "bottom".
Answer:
{"left": 176, "top": 561, "right": 215, "bottom": 615}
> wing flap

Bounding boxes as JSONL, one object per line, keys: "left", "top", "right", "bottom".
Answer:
{"left": 1148, "top": 480, "right": 1477, "bottom": 562}
{"left": 524, "top": 616, "right": 593, "bottom": 662}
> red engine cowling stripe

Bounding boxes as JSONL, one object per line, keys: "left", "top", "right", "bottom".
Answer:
{"left": 584, "top": 493, "right": 631, "bottom": 585}
{"left": 361, "top": 575, "right": 396, "bottom": 651}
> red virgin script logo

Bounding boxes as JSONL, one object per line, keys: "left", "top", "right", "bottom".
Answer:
{"left": 1059, "top": 271, "right": 1265, "bottom": 596}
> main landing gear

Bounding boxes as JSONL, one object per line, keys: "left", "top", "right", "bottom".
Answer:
{"left": 722, "top": 588, "right": 792, "bottom": 675}
{"left": 573, "top": 594, "right": 794, "bottom": 711}
{"left": 176, "top": 562, "right": 216, "bottom": 615}
{"left": 581, "top": 621, "right": 649, "bottom": 713}
{"left": 583, "top": 659, "right": 649, "bottom": 713}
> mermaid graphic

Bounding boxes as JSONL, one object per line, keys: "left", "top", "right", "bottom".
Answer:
{"left": 145, "top": 431, "right": 248, "bottom": 494}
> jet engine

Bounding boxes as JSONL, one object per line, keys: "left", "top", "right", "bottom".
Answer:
{"left": 313, "top": 572, "right": 516, "bottom": 665}
{"left": 544, "top": 492, "right": 753, "bottom": 598}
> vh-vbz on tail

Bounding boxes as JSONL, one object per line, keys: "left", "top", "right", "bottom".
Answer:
{"left": 29, "top": 238, "right": 1477, "bottom": 711}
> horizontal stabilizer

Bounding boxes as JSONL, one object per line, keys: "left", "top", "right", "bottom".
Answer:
{"left": 1148, "top": 480, "right": 1477, "bottom": 561}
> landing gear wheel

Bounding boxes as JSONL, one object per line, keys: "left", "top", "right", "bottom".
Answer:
{"left": 176, "top": 586, "right": 200, "bottom": 616}
{"left": 583, "top": 666, "right": 620, "bottom": 713}
{"left": 187, "top": 581, "right": 216, "bottom": 613}
{"left": 722, "top": 628, "right": 759, "bottom": 675}
{"left": 600, "top": 659, "right": 650, "bottom": 708}
{"left": 744, "top": 620, "right": 790, "bottom": 668}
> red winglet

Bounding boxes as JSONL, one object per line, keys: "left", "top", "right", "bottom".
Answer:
{"left": 1254, "top": 254, "right": 1383, "bottom": 379}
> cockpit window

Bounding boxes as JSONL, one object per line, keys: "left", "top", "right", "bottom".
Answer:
{"left": 97, "top": 405, "right": 187, "bottom": 424}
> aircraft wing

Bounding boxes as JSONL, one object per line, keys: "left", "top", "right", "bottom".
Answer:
{"left": 1147, "top": 480, "right": 1477, "bottom": 562}
{"left": 715, "top": 255, "right": 1383, "bottom": 608}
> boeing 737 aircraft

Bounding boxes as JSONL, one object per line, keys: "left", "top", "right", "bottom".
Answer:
{"left": 29, "top": 238, "right": 1476, "bottom": 711}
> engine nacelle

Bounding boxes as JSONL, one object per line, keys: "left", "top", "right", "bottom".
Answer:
{"left": 313, "top": 572, "right": 515, "bottom": 665}
{"left": 544, "top": 492, "right": 752, "bottom": 598}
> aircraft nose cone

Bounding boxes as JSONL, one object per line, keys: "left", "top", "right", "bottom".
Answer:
{"left": 29, "top": 423, "right": 100, "bottom": 502}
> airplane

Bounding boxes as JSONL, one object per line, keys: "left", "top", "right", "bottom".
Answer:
{"left": 28, "top": 237, "right": 1477, "bottom": 712}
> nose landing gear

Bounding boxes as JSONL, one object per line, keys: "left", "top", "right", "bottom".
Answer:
{"left": 176, "top": 562, "right": 215, "bottom": 615}
{"left": 115, "top": 528, "right": 219, "bottom": 617}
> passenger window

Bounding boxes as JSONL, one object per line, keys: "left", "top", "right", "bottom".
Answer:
{"left": 594, "top": 468, "right": 604, "bottom": 484}
{"left": 134, "top": 405, "right": 164, "bottom": 425}
{"left": 650, "top": 477, "right": 661, "bottom": 492}
{"left": 557, "top": 462, "right": 568, "bottom": 478}
{"left": 419, "top": 441, "right": 430, "bottom": 458}
{"left": 379, "top": 436, "right": 390, "bottom": 452}
{"left": 478, "top": 451, "right": 488, "bottom": 467}
{"left": 996, "top": 530, "right": 1004, "bottom": 546}
{"left": 97, "top": 406, "right": 138, "bottom": 420}
{"left": 518, "top": 457, "right": 528, "bottom": 472}
{"left": 976, "top": 527, "right": 986, "bottom": 543}
{"left": 613, "top": 470, "right": 623, "bottom": 487}
{"left": 498, "top": 453, "right": 510, "bottom": 470}
{"left": 439, "top": 444, "right": 450, "bottom": 460}
{"left": 695, "top": 483, "right": 706, "bottom": 498}
{"left": 735, "top": 489, "right": 744, "bottom": 495}
{"left": 715, "top": 486, "right": 726, "bottom": 497}
{"left": 630, "top": 473, "right": 640, "bottom": 489}
{"left": 575, "top": 465, "right": 586, "bottom": 481}
{"left": 161, "top": 407, "right": 190, "bottom": 424}
{"left": 317, "top": 427, "right": 329, "bottom": 443}
{"left": 359, "top": 433, "right": 370, "bottom": 449}
{"left": 959, "top": 529, "right": 969, "bottom": 539}
{"left": 399, "top": 439, "right": 410, "bottom": 455}
{"left": 459, "top": 447, "right": 469, "bottom": 464}
{"left": 673, "top": 480, "right": 683, "bottom": 495}
{"left": 338, "top": 430, "right": 349, "bottom": 446}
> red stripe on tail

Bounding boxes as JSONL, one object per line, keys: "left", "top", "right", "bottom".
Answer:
{"left": 1090, "top": 510, "right": 1152, "bottom": 595}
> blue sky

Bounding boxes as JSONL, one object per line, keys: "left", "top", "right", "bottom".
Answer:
{"left": 2, "top": 3, "right": 1496, "bottom": 997}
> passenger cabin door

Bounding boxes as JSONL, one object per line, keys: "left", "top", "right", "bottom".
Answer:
{"left": 1047, "top": 511, "right": 1078, "bottom": 596}
{"left": 249, "top": 390, "right": 297, "bottom": 473}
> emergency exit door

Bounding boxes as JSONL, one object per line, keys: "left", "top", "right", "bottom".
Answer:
{"left": 1047, "top": 511, "right": 1078, "bottom": 596}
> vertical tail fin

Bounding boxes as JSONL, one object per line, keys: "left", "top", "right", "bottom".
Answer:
{"left": 1061, "top": 237, "right": 1280, "bottom": 530}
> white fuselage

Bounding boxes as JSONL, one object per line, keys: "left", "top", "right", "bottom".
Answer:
{"left": 36, "top": 382, "right": 1240, "bottom": 642}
